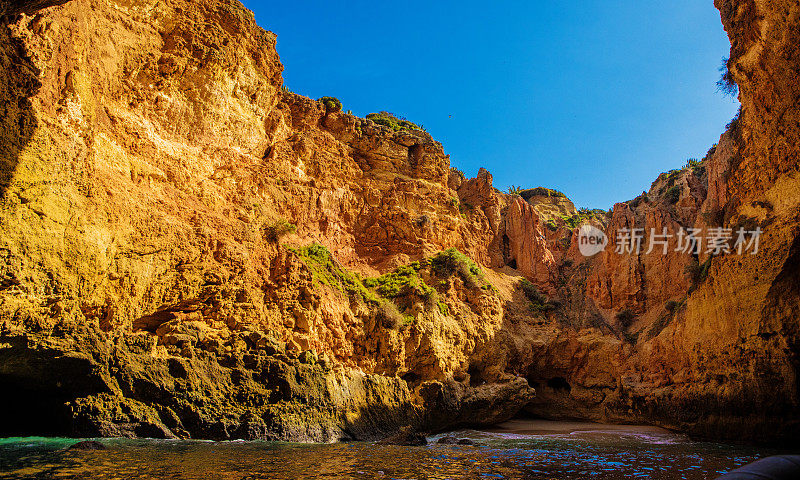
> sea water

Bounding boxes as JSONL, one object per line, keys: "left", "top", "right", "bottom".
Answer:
{"left": 0, "top": 423, "right": 784, "bottom": 479}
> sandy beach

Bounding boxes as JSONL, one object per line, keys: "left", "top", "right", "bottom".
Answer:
{"left": 484, "top": 418, "right": 674, "bottom": 436}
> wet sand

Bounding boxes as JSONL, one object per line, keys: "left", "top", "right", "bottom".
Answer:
{"left": 485, "top": 418, "right": 673, "bottom": 436}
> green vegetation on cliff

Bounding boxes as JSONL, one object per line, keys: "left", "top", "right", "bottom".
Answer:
{"left": 366, "top": 111, "right": 425, "bottom": 132}
{"left": 289, "top": 244, "right": 378, "bottom": 303}
{"left": 449, "top": 166, "right": 465, "bottom": 180}
{"left": 519, "top": 278, "right": 556, "bottom": 313}
{"left": 364, "top": 261, "right": 436, "bottom": 300}
{"left": 520, "top": 187, "right": 566, "bottom": 200}
{"left": 318, "top": 96, "right": 342, "bottom": 112}
{"left": 291, "top": 245, "right": 491, "bottom": 324}
{"left": 716, "top": 56, "right": 739, "bottom": 98}
{"left": 686, "top": 257, "right": 713, "bottom": 287}
{"left": 559, "top": 208, "right": 606, "bottom": 229}
{"left": 430, "top": 248, "right": 485, "bottom": 289}
{"left": 665, "top": 185, "right": 681, "bottom": 204}
{"left": 264, "top": 218, "right": 296, "bottom": 242}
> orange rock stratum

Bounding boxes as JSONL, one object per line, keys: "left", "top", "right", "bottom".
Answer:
{"left": 0, "top": 0, "right": 798, "bottom": 443}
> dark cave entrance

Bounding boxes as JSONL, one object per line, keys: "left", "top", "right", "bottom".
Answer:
{"left": 546, "top": 377, "right": 572, "bottom": 392}
{"left": 502, "top": 234, "right": 516, "bottom": 269}
{"left": 468, "top": 364, "right": 484, "bottom": 387}
{"left": 0, "top": 375, "right": 75, "bottom": 436}
{"left": 0, "top": 342, "right": 107, "bottom": 437}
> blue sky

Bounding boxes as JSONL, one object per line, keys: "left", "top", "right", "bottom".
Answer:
{"left": 241, "top": 1, "right": 739, "bottom": 209}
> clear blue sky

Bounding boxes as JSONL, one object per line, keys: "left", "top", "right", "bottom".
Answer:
{"left": 241, "top": 1, "right": 739, "bottom": 209}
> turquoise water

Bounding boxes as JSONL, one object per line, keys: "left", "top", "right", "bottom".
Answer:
{"left": 0, "top": 427, "right": 781, "bottom": 479}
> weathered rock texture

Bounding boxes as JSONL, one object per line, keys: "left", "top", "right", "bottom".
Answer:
{"left": 0, "top": 0, "right": 798, "bottom": 444}
{"left": 0, "top": 0, "right": 535, "bottom": 441}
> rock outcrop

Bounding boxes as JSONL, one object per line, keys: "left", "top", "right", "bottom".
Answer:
{"left": 0, "top": 0, "right": 798, "bottom": 444}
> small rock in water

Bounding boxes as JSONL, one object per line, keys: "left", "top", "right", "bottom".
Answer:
{"left": 436, "top": 436, "right": 459, "bottom": 444}
{"left": 436, "top": 436, "right": 475, "bottom": 445}
{"left": 377, "top": 426, "right": 427, "bottom": 446}
{"left": 68, "top": 440, "right": 106, "bottom": 450}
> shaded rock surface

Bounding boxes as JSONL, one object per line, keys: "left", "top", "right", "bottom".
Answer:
{"left": 66, "top": 440, "right": 106, "bottom": 450}
{"left": 436, "top": 436, "right": 475, "bottom": 445}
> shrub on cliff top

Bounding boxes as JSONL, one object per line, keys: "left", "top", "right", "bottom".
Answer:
{"left": 560, "top": 208, "right": 606, "bottom": 230}
{"left": 450, "top": 166, "right": 465, "bottom": 180}
{"left": 366, "top": 111, "right": 425, "bottom": 133}
{"left": 629, "top": 194, "right": 647, "bottom": 208}
{"left": 684, "top": 158, "right": 701, "bottom": 169}
{"left": 683, "top": 158, "right": 705, "bottom": 177}
{"left": 706, "top": 143, "right": 718, "bottom": 158}
{"left": 318, "top": 96, "right": 342, "bottom": 112}
{"left": 519, "top": 187, "right": 566, "bottom": 201}
{"left": 726, "top": 106, "right": 742, "bottom": 133}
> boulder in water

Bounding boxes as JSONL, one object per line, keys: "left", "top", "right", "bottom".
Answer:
{"left": 436, "top": 436, "right": 475, "bottom": 445}
{"left": 68, "top": 440, "right": 106, "bottom": 450}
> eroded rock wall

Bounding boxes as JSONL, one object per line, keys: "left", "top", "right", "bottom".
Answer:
{"left": 0, "top": 0, "right": 536, "bottom": 441}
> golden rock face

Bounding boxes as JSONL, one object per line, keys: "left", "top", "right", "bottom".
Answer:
{"left": 0, "top": 0, "right": 798, "bottom": 443}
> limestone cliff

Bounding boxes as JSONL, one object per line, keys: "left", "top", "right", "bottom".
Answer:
{"left": 0, "top": 0, "right": 798, "bottom": 444}
{"left": 0, "top": 0, "right": 533, "bottom": 441}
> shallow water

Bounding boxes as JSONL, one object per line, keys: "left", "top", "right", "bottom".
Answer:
{"left": 0, "top": 423, "right": 784, "bottom": 479}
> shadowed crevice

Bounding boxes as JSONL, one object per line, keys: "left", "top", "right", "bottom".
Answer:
{"left": 1, "top": 0, "right": 72, "bottom": 16}
{"left": 763, "top": 231, "right": 800, "bottom": 404}
{"left": 0, "top": 21, "right": 41, "bottom": 200}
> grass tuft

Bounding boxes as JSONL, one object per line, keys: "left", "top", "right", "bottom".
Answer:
{"left": 264, "top": 218, "right": 296, "bottom": 242}
{"left": 289, "top": 244, "right": 378, "bottom": 303}
{"left": 519, "top": 278, "right": 556, "bottom": 313}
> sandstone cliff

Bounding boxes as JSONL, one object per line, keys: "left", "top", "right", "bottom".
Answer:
{"left": 0, "top": 0, "right": 798, "bottom": 444}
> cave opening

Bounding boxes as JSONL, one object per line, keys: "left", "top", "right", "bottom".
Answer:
{"left": 502, "top": 234, "right": 518, "bottom": 269}
{"left": 0, "top": 374, "right": 75, "bottom": 436}
{"left": 401, "top": 371, "right": 420, "bottom": 386}
{"left": 546, "top": 377, "right": 572, "bottom": 392}
{"left": 0, "top": 345, "right": 108, "bottom": 437}
{"left": 467, "top": 365, "right": 484, "bottom": 387}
